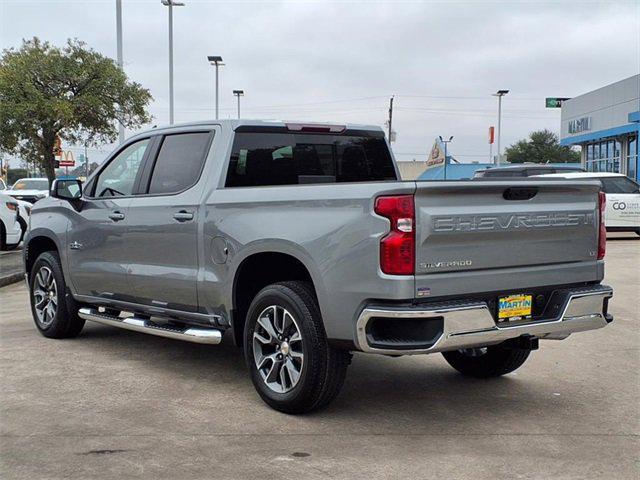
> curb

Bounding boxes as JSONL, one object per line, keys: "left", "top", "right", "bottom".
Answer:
{"left": 0, "top": 272, "right": 24, "bottom": 288}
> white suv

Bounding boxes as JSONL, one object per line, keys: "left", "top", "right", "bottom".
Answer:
{"left": 535, "top": 172, "right": 640, "bottom": 236}
{"left": 0, "top": 192, "right": 22, "bottom": 250}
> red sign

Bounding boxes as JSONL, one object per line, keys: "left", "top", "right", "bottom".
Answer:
{"left": 488, "top": 126, "right": 495, "bottom": 144}
{"left": 57, "top": 151, "right": 75, "bottom": 167}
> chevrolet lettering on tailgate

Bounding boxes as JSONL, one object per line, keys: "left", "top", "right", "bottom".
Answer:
{"left": 433, "top": 212, "right": 595, "bottom": 232}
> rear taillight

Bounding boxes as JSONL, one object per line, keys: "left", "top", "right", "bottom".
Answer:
{"left": 598, "top": 191, "right": 606, "bottom": 260}
{"left": 375, "top": 195, "right": 415, "bottom": 275}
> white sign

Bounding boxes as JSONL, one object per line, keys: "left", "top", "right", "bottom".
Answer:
{"left": 606, "top": 193, "right": 640, "bottom": 228}
{"left": 425, "top": 139, "right": 445, "bottom": 170}
{"left": 568, "top": 117, "right": 591, "bottom": 134}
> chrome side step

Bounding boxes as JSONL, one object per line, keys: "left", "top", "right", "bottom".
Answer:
{"left": 78, "top": 308, "right": 223, "bottom": 345}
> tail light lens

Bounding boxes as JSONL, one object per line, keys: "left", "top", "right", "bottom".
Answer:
{"left": 375, "top": 195, "right": 415, "bottom": 275}
{"left": 597, "top": 191, "right": 606, "bottom": 260}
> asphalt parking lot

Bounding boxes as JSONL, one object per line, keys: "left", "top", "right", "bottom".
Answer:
{"left": 1, "top": 234, "right": 638, "bottom": 479}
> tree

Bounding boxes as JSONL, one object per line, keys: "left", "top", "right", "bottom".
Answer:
{"left": 0, "top": 38, "right": 152, "bottom": 185}
{"left": 504, "top": 129, "right": 580, "bottom": 164}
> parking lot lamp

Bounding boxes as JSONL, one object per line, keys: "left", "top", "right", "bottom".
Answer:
{"left": 233, "top": 90, "right": 244, "bottom": 119}
{"left": 207, "top": 56, "right": 224, "bottom": 119}
{"left": 493, "top": 89, "right": 509, "bottom": 165}
{"left": 439, "top": 135, "right": 454, "bottom": 180}
{"left": 161, "top": 0, "right": 185, "bottom": 125}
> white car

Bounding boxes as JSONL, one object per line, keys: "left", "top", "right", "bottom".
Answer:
{"left": 535, "top": 172, "right": 640, "bottom": 236}
{"left": 0, "top": 192, "right": 22, "bottom": 250}
{"left": 5, "top": 177, "right": 49, "bottom": 203}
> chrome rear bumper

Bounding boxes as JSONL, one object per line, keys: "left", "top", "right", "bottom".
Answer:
{"left": 355, "top": 285, "right": 613, "bottom": 355}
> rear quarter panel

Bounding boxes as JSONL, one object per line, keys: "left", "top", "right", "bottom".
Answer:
{"left": 200, "top": 181, "right": 415, "bottom": 341}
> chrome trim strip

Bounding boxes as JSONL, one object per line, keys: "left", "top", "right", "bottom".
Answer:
{"left": 355, "top": 286, "right": 613, "bottom": 355}
{"left": 78, "top": 308, "right": 223, "bottom": 345}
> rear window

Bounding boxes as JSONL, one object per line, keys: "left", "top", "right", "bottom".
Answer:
{"left": 599, "top": 177, "right": 640, "bottom": 194}
{"left": 225, "top": 131, "right": 397, "bottom": 187}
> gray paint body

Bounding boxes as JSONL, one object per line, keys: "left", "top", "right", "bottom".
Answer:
{"left": 25, "top": 120, "right": 606, "bottom": 347}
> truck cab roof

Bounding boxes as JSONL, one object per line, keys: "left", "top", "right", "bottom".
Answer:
{"left": 132, "top": 119, "right": 384, "bottom": 139}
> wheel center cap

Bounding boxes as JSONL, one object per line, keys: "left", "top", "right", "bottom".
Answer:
{"left": 280, "top": 341, "right": 290, "bottom": 355}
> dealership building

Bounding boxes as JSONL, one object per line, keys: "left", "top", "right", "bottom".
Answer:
{"left": 560, "top": 74, "right": 639, "bottom": 182}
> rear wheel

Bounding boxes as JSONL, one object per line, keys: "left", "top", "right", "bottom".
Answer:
{"left": 244, "top": 281, "right": 350, "bottom": 414}
{"left": 29, "top": 251, "right": 85, "bottom": 339}
{"left": 442, "top": 344, "right": 531, "bottom": 378}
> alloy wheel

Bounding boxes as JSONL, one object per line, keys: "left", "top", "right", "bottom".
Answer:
{"left": 252, "top": 305, "right": 304, "bottom": 394}
{"left": 33, "top": 266, "right": 58, "bottom": 328}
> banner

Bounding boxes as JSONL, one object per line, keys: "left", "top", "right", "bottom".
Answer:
{"left": 425, "top": 138, "right": 445, "bottom": 170}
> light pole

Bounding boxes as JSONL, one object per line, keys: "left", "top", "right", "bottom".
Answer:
{"left": 162, "top": 0, "right": 185, "bottom": 125}
{"left": 207, "top": 56, "right": 224, "bottom": 119}
{"left": 233, "top": 90, "right": 244, "bottom": 119}
{"left": 493, "top": 89, "right": 509, "bottom": 165}
{"left": 116, "top": 0, "right": 125, "bottom": 143}
{"left": 439, "top": 135, "right": 454, "bottom": 180}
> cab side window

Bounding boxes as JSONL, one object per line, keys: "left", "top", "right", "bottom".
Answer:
{"left": 147, "top": 132, "right": 211, "bottom": 195}
{"left": 94, "top": 139, "right": 150, "bottom": 197}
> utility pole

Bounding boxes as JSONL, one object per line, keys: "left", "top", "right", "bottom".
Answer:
{"left": 387, "top": 96, "right": 394, "bottom": 143}
{"left": 85, "top": 143, "right": 89, "bottom": 178}
{"left": 116, "top": 0, "right": 125, "bottom": 144}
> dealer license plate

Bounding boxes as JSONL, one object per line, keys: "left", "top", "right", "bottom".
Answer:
{"left": 498, "top": 294, "right": 532, "bottom": 322}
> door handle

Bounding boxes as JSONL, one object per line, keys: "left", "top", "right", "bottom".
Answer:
{"left": 173, "top": 211, "right": 194, "bottom": 222}
{"left": 108, "top": 211, "right": 125, "bottom": 221}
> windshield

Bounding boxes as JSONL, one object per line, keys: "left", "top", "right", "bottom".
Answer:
{"left": 12, "top": 179, "right": 49, "bottom": 190}
{"left": 599, "top": 177, "right": 640, "bottom": 194}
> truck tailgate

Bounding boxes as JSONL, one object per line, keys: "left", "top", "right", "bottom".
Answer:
{"left": 413, "top": 180, "right": 601, "bottom": 287}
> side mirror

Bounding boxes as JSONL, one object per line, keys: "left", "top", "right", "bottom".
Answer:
{"left": 51, "top": 178, "right": 82, "bottom": 201}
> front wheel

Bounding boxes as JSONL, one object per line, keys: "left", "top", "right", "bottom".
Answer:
{"left": 29, "top": 251, "right": 85, "bottom": 339}
{"left": 244, "top": 281, "right": 350, "bottom": 414}
{"left": 442, "top": 344, "right": 531, "bottom": 378}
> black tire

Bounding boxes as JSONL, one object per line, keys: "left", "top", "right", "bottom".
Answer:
{"left": 442, "top": 344, "right": 531, "bottom": 378}
{"left": 17, "top": 216, "right": 27, "bottom": 243}
{"left": 244, "top": 281, "right": 350, "bottom": 414}
{"left": 29, "top": 251, "right": 85, "bottom": 339}
{"left": 0, "top": 221, "right": 7, "bottom": 251}
{"left": 1, "top": 219, "right": 22, "bottom": 250}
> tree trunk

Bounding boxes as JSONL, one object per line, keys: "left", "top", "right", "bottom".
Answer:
{"left": 43, "top": 148, "right": 56, "bottom": 188}
{"left": 40, "top": 132, "right": 56, "bottom": 188}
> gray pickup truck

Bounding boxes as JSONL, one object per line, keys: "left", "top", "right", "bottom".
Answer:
{"left": 24, "top": 120, "right": 613, "bottom": 413}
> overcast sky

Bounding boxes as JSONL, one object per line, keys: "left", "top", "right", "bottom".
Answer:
{"left": 1, "top": 0, "right": 639, "bottom": 166}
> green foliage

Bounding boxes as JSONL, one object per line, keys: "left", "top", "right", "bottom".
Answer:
{"left": 504, "top": 129, "right": 580, "bottom": 164}
{"left": 7, "top": 168, "right": 29, "bottom": 185}
{"left": 0, "top": 38, "right": 152, "bottom": 183}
